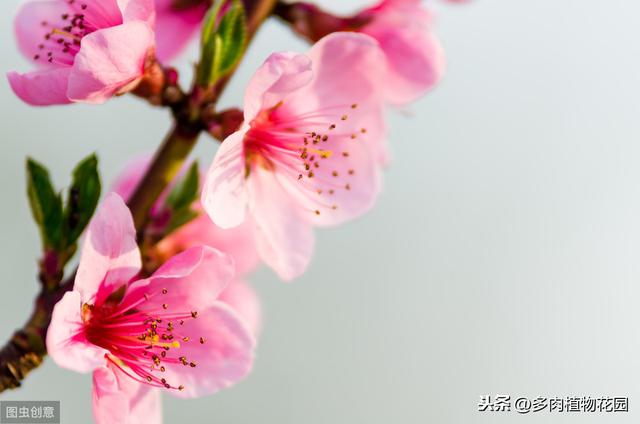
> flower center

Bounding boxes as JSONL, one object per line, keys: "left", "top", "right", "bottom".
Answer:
{"left": 84, "top": 287, "right": 204, "bottom": 392}
{"left": 244, "top": 101, "right": 366, "bottom": 216}
{"left": 33, "top": 1, "right": 119, "bottom": 65}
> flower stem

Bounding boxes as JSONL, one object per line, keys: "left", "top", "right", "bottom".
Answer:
{"left": 273, "top": 1, "right": 370, "bottom": 42}
{"left": 127, "top": 120, "right": 202, "bottom": 231}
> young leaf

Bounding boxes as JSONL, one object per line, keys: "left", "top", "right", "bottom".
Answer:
{"left": 26, "top": 158, "right": 63, "bottom": 249}
{"left": 64, "top": 154, "right": 101, "bottom": 245}
{"left": 165, "top": 208, "right": 200, "bottom": 236}
{"left": 198, "top": 0, "right": 226, "bottom": 86}
{"left": 215, "top": 0, "right": 247, "bottom": 77}
{"left": 166, "top": 161, "right": 199, "bottom": 211}
{"left": 198, "top": 0, "right": 247, "bottom": 87}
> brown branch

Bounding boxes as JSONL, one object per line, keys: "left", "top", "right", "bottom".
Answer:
{"left": 273, "top": 1, "right": 370, "bottom": 42}
{"left": 0, "top": 276, "right": 74, "bottom": 390}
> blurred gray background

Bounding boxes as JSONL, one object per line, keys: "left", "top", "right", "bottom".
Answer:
{"left": 2, "top": 0, "right": 640, "bottom": 422}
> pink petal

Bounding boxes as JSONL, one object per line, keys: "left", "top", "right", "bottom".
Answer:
{"left": 118, "top": 0, "right": 156, "bottom": 24}
{"left": 46, "top": 291, "right": 108, "bottom": 373}
{"left": 218, "top": 280, "right": 262, "bottom": 337}
{"left": 202, "top": 129, "right": 249, "bottom": 229}
{"left": 248, "top": 167, "right": 314, "bottom": 281}
{"left": 113, "top": 155, "right": 261, "bottom": 276}
{"left": 110, "top": 154, "right": 170, "bottom": 214}
{"left": 13, "top": 0, "right": 72, "bottom": 66}
{"left": 110, "top": 155, "right": 151, "bottom": 202}
{"left": 70, "top": 0, "right": 123, "bottom": 28}
{"left": 162, "top": 303, "right": 254, "bottom": 398}
{"left": 159, "top": 213, "right": 260, "bottom": 276}
{"left": 243, "top": 52, "right": 313, "bottom": 120}
{"left": 75, "top": 192, "right": 141, "bottom": 304}
{"left": 93, "top": 363, "right": 161, "bottom": 424}
{"left": 7, "top": 68, "right": 72, "bottom": 106}
{"left": 275, "top": 112, "right": 382, "bottom": 227}
{"left": 68, "top": 21, "right": 154, "bottom": 104}
{"left": 154, "top": 0, "right": 207, "bottom": 62}
{"left": 126, "top": 246, "right": 235, "bottom": 313}
{"left": 370, "top": 28, "right": 445, "bottom": 104}
{"left": 362, "top": 0, "right": 445, "bottom": 104}
{"left": 285, "top": 32, "right": 385, "bottom": 114}
{"left": 92, "top": 367, "right": 128, "bottom": 424}
{"left": 369, "top": 0, "right": 432, "bottom": 25}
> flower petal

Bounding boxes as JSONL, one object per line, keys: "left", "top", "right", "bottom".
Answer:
{"left": 75, "top": 192, "right": 141, "bottom": 304}
{"left": 362, "top": 0, "right": 445, "bottom": 104}
{"left": 243, "top": 52, "right": 313, "bottom": 120}
{"left": 158, "top": 213, "right": 260, "bottom": 276}
{"left": 248, "top": 167, "right": 314, "bottom": 281}
{"left": 13, "top": 0, "right": 72, "bottom": 67}
{"left": 118, "top": 0, "right": 156, "bottom": 24}
{"left": 125, "top": 246, "right": 234, "bottom": 313}
{"left": 372, "top": 28, "right": 445, "bottom": 104}
{"left": 162, "top": 303, "right": 254, "bottom": 398}
{"left": 153, "top": 0, "right": 206, "bottom": 62}
{"left": 218, "top": 280, "right": 262, "bottom": 337}
{"left": 93, "top": 363, "right": 161, "bottom": 424}
{"left": 112, "top": 155, "right": 261, "bottom": 276}
{"left": 110, "top": 155, "right": 151, "bottom": 202}
{"left": 70, "top": 0, "right": 123, "bottom": 28}
{"left": 286, "top": 32, "right": 385, "bottom": 114}
{"left": 46, "top": 291, "right": 108, "bottom": 373}
{"left": 275, "top": 113, "right": 383, "bottom": 227}
{"left": 202, "top": 129, "right": 249, "bottom": 229}
{"left": 7, "top": 68, "right": 72, "bottom": 106}
{"left": 68, "top": 21, "right": 154, "bottom": 104}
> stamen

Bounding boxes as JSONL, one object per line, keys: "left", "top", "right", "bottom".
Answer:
{"left": 243, "top": 100, "right": 364, "bottom": 216}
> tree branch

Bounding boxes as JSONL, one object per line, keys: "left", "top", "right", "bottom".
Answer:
{"left": 0, "top": 276, "right": 74, "bottom": 391}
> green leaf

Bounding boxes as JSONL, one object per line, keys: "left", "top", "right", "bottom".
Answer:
{"left": 199, "top": 0, "right": 224, "bottom": 86}
{"left": 26, "top": 158, "right": 63, "bottom": 249}
{"left": 198, "top": 0, "right": 247, "bottom": 87}
{"left": 166, "top": 161, "right": 199, "bottom": 211}
{"left": 165, "top": 208, "right": 200, "bottom": 236}
{"left": 162, "top": 161, "right": 201, "bottom": 237}
{"left": 215, "top": 0, "right": 247, "bottom": 76}
{"left": 64, "top": 153, "right": 101, "bottom": 245}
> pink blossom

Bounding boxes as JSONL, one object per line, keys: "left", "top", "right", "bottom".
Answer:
{"left": 202, "top": 32, "right": 386, "bottom": 281}
{"left": 112, "top": 156, "right": 262, "bottom": 334}
{"left": 358, "top": 0, "right": 445, "bottom": 104}
{"left": 154, "top": 0, "right": 207, "bottom": 62}
{"left": 46, "top": 193, "right": 254, "bottom": 423}
{"left": 8, "top": 0, "right": 156, "bottom": 106}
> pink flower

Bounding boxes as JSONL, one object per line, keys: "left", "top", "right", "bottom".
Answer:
{"left": 8, "top": 0, "right": 156, "bottom": 106}
{"left": 46, "top": 193, "right": 254, "bottom": 423}
{"left": 112, "top": 156, "right": 262, "bottom": 334}
{"left": 358, "top": 0, "right": 445, "bottom": 104}
{"left": 155, "top": 221, "right": 263, "bottom": 335}
{"left": 154, "top": 0, "right": 207, "bottom": 62}
{"left": 275, "top": 0, "right": 444, "bottom": 105}
{"left": 202, "top": 32, "right": 386, "bottom": 281}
